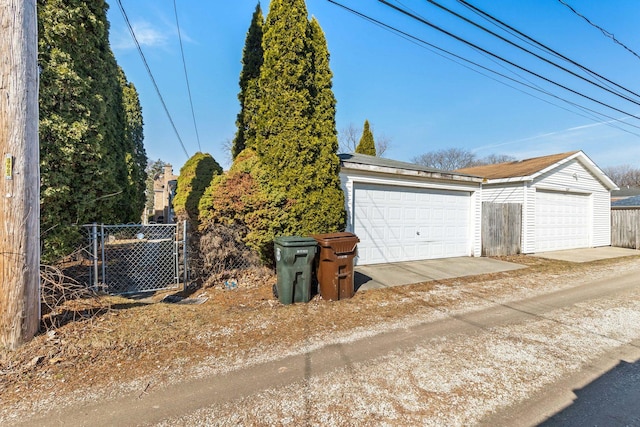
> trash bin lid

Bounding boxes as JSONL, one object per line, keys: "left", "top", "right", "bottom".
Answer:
{"left": 312, "top": 232, "right": 359, "bottom": 253}
{"left": 274, "top": 236, "right": 318, "bottom": 247}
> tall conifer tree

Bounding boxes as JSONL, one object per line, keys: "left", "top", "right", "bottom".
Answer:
{"left": 256, "top": 0, "right": 345, "bottom": 236}
{"left": 39, "top": 0, "right": 130, "bottom": 259}
{"left": 355, "top": 119, "right": 376, "bottom": 156}
{"left": 305, "top": 17, "right": 345, "bottom": 233}
{"left": 119, "top": 67, "right": 148, "bottom": 221}
{"left": 232, "top": 3, "right": 264, "bottom": 159}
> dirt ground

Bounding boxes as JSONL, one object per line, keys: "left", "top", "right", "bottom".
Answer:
{"left": 1, "top": 254, "right": 639, "bottom": 424}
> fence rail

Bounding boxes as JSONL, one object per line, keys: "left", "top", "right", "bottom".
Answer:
{"left": 611, "top": 208, "right": 640, "bottom": 249}
{"left": 481, "top": 202, "right": 522, "bottom": 257}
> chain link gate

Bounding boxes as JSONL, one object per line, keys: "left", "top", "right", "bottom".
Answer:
{"left": 86, "top": 222, "right": 188, "bottom": 295}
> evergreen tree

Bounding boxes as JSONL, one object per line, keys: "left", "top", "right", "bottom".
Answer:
{"left": 173, "top": 152, "right": 223, "bottom": 224}
{"left": 38, "top": 0, "right": 128, "bottom": 260}
{"left": 232, "top": 3, "right": 264, "bottom": 159}
{"left": 119, "top": 67, "right": 148, "bottom": 222}
{"left": 255, "top": 0, "right": 345, "bottom": 236}
{"left": 355, "top": 119, "right": 376, "bottom": 156}
{"left": 304, "top": 17, "right": 345, "bottom": 233}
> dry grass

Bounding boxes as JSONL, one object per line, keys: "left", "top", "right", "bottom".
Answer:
{"left": 1, "top": 254, "right": 639, "bottom": 422}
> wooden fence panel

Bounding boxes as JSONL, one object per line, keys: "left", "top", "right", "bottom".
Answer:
{"left": 611, "top": 208, "right": 640, "bottom": 249}
{"left": 482, "top": 202, "right": 522, "bottom": 257}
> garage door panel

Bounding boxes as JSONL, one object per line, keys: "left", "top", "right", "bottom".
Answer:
{"left": 354, "top": 183, "right": 471, "bottom": 264}
{"left": 535, "top": 190, "right": 589, "bottom": 252}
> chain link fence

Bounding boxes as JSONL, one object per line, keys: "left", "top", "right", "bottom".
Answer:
{"left": 83, "top": 222, "right": 187, "bottom": 295}
{"left": 58, "top": 222, "right": 269, "bottom": 294}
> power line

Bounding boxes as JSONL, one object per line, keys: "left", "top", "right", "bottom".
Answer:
{"left": 557, "top": 0, "right": 640, "bottom": 62}
{"left": 326, "top": 0, "right": 640, "bottom": 137}
{"left": 173, "top": 0, "right": 202, "bottom": 152}
{"left": 417, "top": 0, "right": 640, "bottom": 107}
{"left": 378, "top": 0, "right": 640, "bottom": 122}
{"left": 457, "top": 1, "right": 628, "bottom": 100}
{"left": 115, "top": 0, "right": 189, "bottom": 158}
{"left": 457, "top": 0, "right": 640, "bottom": 101}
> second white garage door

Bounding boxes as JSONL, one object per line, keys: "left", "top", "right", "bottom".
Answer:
{"left": 535, "top": 190, "right": 590, "bottom": 252}
{"left": 353, "top": 183, "right": 471, "bottom": 265}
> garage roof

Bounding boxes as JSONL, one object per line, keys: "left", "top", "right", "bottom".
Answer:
{"left": 456, "top": 151, "right": 580, "bottom": 179}
{"left": 339, "top": 153, "right": 483, "bottom": 183}
{"left": 456, "top": 151, "right": 618, "bottom": 190}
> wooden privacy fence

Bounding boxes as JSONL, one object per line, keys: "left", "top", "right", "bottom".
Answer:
{"left": 611, "top": 208, "right": 640, "bottom": 249}
{"left": 482, "top": 202, "right": 522, "bottom": 256}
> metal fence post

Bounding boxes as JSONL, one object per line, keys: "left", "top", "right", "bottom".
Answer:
{"left": 183, "top": 220, "right": 188, "bottom": 289}
{"left": 92, "top": 223, "right": 99, "bottom": 289}
{"left": 100, "top": 223, "right": 106, "bottom": 286}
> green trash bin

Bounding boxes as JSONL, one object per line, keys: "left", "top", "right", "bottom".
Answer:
{"left": 273, "top": 236, "right": 317, "bottom": 305}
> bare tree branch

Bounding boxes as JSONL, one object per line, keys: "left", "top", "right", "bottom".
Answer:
{"left": 602, "top": 164, "right": 640, "bottom": 187}
{"left": 412, "top": 148, "right": 516, "bottom": 171}
{"left": 338, "top": 122, "right": 392, "bottom": 156}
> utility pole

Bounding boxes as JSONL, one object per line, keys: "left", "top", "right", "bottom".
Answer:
{"left": 0, "top": 0, "right": 40, "bottom": 350}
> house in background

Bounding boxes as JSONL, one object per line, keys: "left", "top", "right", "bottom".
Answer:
{"left": 612, "top": 194, "right": 640, "bottom": 208}
{"left": 611, "top": 186, "right": 640, "bottom": 204}
{"left": 457, "top": 151, "right": 618, "bottom": 253}
{"left": 339, "top": 153, "right": 483, "bottom": 265}
{"left": 151, "top": 164, "right": 179, "bottom": 224}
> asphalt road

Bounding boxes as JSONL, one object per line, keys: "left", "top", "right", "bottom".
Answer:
{"left": 483, "top": 336, "right": 640, "bottom": 426}
{"left": 14, "top": 267, "right": 640, "bottom": 427}
{"left": 542, "top": 357, "right": 640, "bottom": 427}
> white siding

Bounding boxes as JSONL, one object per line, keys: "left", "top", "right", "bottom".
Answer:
{"left": 593, "top": 191, "right": 612, "bottom": 246}
{"left": 535, "top": 159, "right": 605, "bottom": 193}
{"left": 523, "top": 184, "right": 536, "bottom": 253}
{"left": 470, "top": 188, "right": 482, "bottom": 258}
{"left": 480, "top": 158, "right": 612, "bottom": 253}
{"left": 481, "top": 184, "right": 525, "bottom": 204}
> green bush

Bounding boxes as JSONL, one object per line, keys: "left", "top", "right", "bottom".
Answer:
{"left": 173, "top": 152, "right": 222, "bottom": 224}
{"left": 199, "top": 149, "right": 290, "bottom": 264}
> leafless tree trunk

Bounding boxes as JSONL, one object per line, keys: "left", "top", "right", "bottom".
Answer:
{"left": 0, "top": 0, "right": 40, "bottom": 350}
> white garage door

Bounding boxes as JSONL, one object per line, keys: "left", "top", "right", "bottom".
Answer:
{"left": 535, "top": 190, "right": 590, "bottom": 252}
{"left": 353, "top": 183, "right": 471, "bottom": 265}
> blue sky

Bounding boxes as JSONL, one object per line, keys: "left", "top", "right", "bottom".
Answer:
{"left": 107, "top": 0, "right": 640, "bottom": 172}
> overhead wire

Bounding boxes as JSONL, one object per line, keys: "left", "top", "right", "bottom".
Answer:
{"left": 377, "top": 0, "right": 640, "bottom": 122}
{"left": 393, "top": 0, "right": 629, "bottom": 132}
{"left": 173, "top": 0, "right": 202, "bottom": 152}
{"left": 325, "top": 0, "right": 640, "bottom": 137}
{"left": 397, "top": 1, "right": 559, "bottom": 103}
{"left": 414, "top": 0, "right": 640, "bottom": 107}
{"left": 457, "top": 0, "right": 640, "bottom": 100}
{"left": 557, "top": 0, "right": 640, "bottom": 62}
{"left": 115, "top": 0, "right": 190, "bottom": 158}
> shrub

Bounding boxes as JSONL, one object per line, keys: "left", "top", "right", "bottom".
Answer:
{"left": 199, "top": 149, "right": 291, "bottom": 264}
{"left": 173, "top": 152, "right": 222, "bottom": 224}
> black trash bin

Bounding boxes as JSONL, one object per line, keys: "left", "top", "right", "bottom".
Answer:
{"left": 273, "top": 236, "right": 317, "bottom": 304}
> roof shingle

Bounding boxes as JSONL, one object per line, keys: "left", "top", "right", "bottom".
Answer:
{"left": 456, "top": 151, "right": 580, "bottom": 179}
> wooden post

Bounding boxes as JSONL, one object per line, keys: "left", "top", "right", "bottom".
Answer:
{"left": 0, "top": 0, "right": 40, "bottom": 350}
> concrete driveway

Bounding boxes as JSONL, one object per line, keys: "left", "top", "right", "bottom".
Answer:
{"left": 355, "top": 247, "right": 640, "bottom": 291}
{"left": 532, "top": 246, "right": 640, "bottom": 263}
{"left": 355, "top": 257, "right": 525, "bottom": 291}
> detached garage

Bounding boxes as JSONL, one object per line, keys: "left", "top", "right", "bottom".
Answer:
{"left": 457, "top": 151, "right": 618, "bottom": 254}
{"left": 339, "top": 153, "right": 483, "bottom": 265}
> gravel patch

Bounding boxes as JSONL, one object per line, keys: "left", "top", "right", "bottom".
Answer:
{"left": 155, "top": 288, "right": 640, "bottom": 426}
{"left": 2, "top": 257, "right": 640, "bottom": 425}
